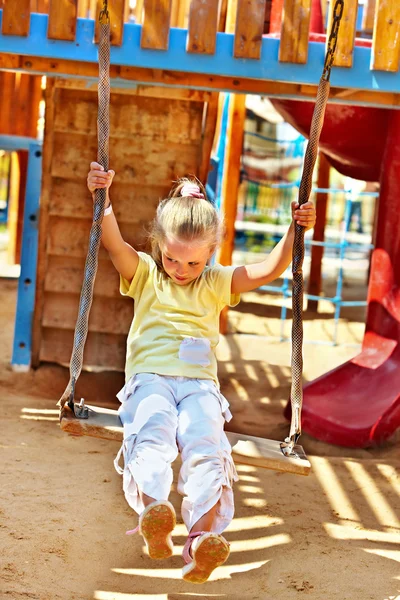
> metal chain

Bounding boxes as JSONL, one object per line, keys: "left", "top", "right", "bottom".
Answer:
{"left": 282, "top": 0, "right": 344, "bottom": 456}
{"left": 322, "top": 0, "right": 345, "bottom": 82}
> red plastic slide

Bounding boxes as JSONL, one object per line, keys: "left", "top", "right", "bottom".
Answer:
{"left": 270, "top": 2, "right": 400, "bottom": 447}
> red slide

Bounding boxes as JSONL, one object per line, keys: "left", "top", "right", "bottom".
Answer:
{"left": 270, "top": 1, "right": 400, "bottom": 447}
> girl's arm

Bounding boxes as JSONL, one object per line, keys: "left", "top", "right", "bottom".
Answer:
{"left": 88, "top": 162, "right": 139, "bottom": 281}
{"left": 231, "top": 201, "right": 316, "bottom": 294}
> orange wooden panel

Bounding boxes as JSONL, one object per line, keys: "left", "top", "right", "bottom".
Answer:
{"left": 372, "top": 0, "right": 400, "bottom": 72}
{"left": 279, "top": 0, "right": 312, "bottom": 64}
{"left": 94, "top": 0, "right": 127, "bottom": 45}
{"left": 0, "top": 72, "right": 16, "bottom": 133}
{"left": 234, "top": 0, "right": 266, "bottom": 59}
{"left": 77, "top": 0, "right": 90, "bottom": 18}
{"left": 187, "top": 0, "right": 219, "bottom": 55}
{"left": 141, "top": 0, "right": 172, "bottom": 50}
{"left": 31, "top": 0, "right": 49, "bottom": 11}
{"left": 48, "top": 0, "right": 78, "bottom": 41}
{"left": 326, "top": 0, "right": 357, "bottom": 68}
{"left": 362, "top": 0, "right": 376, "bottom": 32}
{"left": 2, "top": 0, "right": 31, "bottom": 36}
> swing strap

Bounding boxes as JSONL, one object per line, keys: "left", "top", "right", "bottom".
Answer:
{"left": 283, "top": 0, "right": 344, "bottom": 455}
{"left": 58, "top": 1, "right": 111, "bottom": 417}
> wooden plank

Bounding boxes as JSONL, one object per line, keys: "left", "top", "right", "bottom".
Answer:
{"left": 42, "top": 292, "right": 134, "bottom": 334}
{"left": 2, "top": 0, "right": 31, "bottom": 36}
{"left": 50, "top": 180, "right": 163, "bottom": 222}
{"left": 60, "top": 405, "right": 311, "bottom": 475}
{"left": 141, "top": 0, "right": 172, "bottom": 50}
{"left": 4, "top": 54, "right": 400, "bottom": 107}
{"left": 199, "top": 92, "right": 219, "bottom": 182}
{"left": 0, "top": 73, "right": 16, "bottom": 134}
{"left": 54, "top": 78, "right": 213, "bottom": 101}
{"left": 52, "top": 89, "right": 204, "bottom": 143}
{"left": 48, "top": 178, "right": 164, "bottom": 222}
{"left": 372, "top": 0, "right": 400, "bottom": 72}
{"left": 225, "top": 0, "right": 238, "bottom": 33}
{"left": 187, "top": 0, "right": 219, "bottom": 55}
{"left": 170, "top": 0, "right": 180, "bottom": 27}
{"left": 32, "top": 79, "right": 59, "bottom": 368}
{"left": 135, "top": 0, "right": 144, "bottom": 24}
{"left": 234, "top": 0, "right": 266, "bottom": 60}
{"left": 48, "top": 0, "right": 78, "bottom": 41}
{"left": 77, "top": 0, "right": 90, "bottom": 18}
{"left": 40, "top": 327, "right": 127, "bottom": 368}
{"left": 218, "top": 93, "right": 246, "bottom": 335}
{"left": 45, "top": 216, "right": 148, "bottom": 259}
{"left": 94, "top": 0, "right": 126, "bottom": 46}
{"left": 50, "top": 132, "right": 202, "bottom": 184}
{"left": 217, "top": 94, "right": 246, "bottom": 267}
{"left": 177, "top": 0, "right": 189, "bottom": 27}
{"left": 362, "top": 0, "right": 376, "bottom": 33}
{"left": 218, "top": 0, "right": 228, "bottom": 31}
{"left": 279, "top": 0, "right": 312, "bottom": 64}
{"left": 31, "top": 0, "right": 49, "bottom": 11}
{"left": 326, "top": 0, "right": 357, "bottom": 68}
{"left": 45, "top": 255, "right": 121, "bottom": 298}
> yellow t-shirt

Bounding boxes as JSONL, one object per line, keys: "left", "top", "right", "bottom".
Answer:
{"left": 120, "top": 252, "right": 240, "bottom": 385}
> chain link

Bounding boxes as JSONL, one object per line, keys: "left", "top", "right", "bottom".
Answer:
{"left": 99, "top": 0, "right": 110, "bottom": 24}
{"left": 322, "top": 0, "right": 344, "bottom": 82}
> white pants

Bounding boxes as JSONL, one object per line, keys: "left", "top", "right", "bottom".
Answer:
{"left": 114, "top": 373, "right": 238, "bottom": 533}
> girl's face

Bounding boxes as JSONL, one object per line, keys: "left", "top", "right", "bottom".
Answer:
{"left": 161, "top": 237, "right": 214, "bottom": 285}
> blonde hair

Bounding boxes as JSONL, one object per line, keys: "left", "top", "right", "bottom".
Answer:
{"left": 149, "top": 176, "right": 223, "bottom": 272}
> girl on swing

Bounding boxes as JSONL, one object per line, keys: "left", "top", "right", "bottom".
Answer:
{"left": 87, "top": 162, "right": 316, "bottom": 584}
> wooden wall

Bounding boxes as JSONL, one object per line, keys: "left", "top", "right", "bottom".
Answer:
{"left": 32, "top": 80, "right": 218, "bottom": 371}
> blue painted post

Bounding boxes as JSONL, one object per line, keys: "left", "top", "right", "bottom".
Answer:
{"left": 11, "top": 142, "right": 42, "bottom": 370}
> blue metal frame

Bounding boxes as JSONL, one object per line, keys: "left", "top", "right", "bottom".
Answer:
{"left": 10, "top": 141, "right": 42, "bottom": 370}
{"left": 0, "top": 11, "right": 400, "bottom": 94}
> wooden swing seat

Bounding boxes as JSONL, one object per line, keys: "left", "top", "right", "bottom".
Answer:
{"left": 60, "top": 404, "right": 311, "bottom": 476}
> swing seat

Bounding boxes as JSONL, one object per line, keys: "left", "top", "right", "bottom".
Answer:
{"left": 60, "top": 404, "right": 311, "bottom": 476}
{"left": 284, "top": 333, "right": 400, "bottom": 448}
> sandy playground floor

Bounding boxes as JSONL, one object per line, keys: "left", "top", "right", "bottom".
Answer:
{"left": 0, "top": 277, "right": 399, "bottom": 600}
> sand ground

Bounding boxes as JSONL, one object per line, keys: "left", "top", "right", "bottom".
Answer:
{"left": 0, "top": 277, "right": 399, "bottom": 600}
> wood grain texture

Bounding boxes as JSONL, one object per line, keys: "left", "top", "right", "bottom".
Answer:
{"left": 234, "top": 0, "right": 266, "bottom": 60}
{"left": 94, "top": 0, "right": 127, "bottom": 46}
{"left": 187, "top": 0, "right": 219, "bottom": 55}
{"left": 362, "top": 0, "right": 376, "bottom": 33}
{"left": 2, "top": 0, "right": 31, "bottom": 36}
{"left": 40, "top": 327, "right": 127, "bottom": 368}
{"left": 372, "top": 0, "right": 400, "bottom": 72}
{"left": 42, "top": 292, "right": 134, "bottom": 334}
{"left": 48, "top": 0, "right": 78, "bottom": 41}
{"left": 141, "top": 0, "right": 172, "bottom": 50}
{"left": 33, "top": 83, "right": 211, "bottom": 372}
{"left": 279, "top": 0, "right": 312, "bottom": 64}
{"left": 326, "top": 0, "right": 357, "bottom": 68}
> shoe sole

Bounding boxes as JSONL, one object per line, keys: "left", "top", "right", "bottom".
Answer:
{"left": 182, "top": 533, "right": 230, "bottom": 584}
{"left": 139, "top": 501, "right": 176, "bottom": 560}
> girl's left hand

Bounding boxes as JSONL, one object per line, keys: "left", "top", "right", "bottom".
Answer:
{"left": 291, "top": 200, "right": 316, "bottom": 231}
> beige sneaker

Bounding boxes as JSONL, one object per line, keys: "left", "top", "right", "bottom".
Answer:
{"left": 127, "top": 500, "right": 176, "bottom": 559}
{"left": 182, "top": 531, "right": 230, "bottom": 584}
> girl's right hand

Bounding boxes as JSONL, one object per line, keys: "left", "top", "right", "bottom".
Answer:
{"left": 87, "top": 161, "right": 115, "bottom": 194}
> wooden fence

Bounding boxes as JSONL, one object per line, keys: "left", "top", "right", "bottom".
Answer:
{"left": 0, "top": 0, "right": 399, "bottom": 72}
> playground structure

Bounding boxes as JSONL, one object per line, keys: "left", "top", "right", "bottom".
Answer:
{"left": 1, "top": 0, "right": 400, "bottom": 448}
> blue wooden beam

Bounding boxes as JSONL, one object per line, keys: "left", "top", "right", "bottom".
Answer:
{"left": 0, "top": 11, "right": 400, "bottom": 94}
{"left": 11, "top": 141, "right": 42, "bottom": 371}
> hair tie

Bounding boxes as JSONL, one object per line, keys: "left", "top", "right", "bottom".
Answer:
{"left": 180, "top": 183, "right": 205, "bottom": 199}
